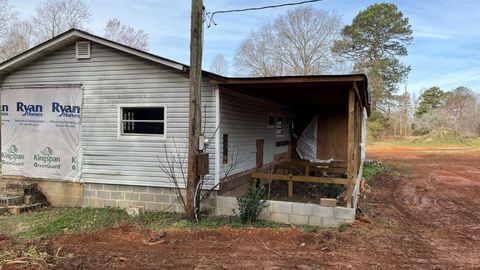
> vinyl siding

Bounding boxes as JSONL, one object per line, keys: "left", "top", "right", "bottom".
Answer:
{"left": 219, "top": 90, "right": 292, "bottom": 177}
{"left": 1, "top": 41, "right": 217, "bottom": 188}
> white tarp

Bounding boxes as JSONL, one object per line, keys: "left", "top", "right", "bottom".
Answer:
{"left": 1, "top": 86, "right": 82, "bottom": 181}
{"left": 296, "top": 114, "right": 317, "bottom": 160}
{"left": 361, "top": 107, "right": 367, "bottom": 161}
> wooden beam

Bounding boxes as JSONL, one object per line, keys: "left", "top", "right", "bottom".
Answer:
{"left": 346, "top": 88, "right": 355, "bottom": 207}
{"left": 256, "top": 139, "right": 264, "bottom": 169}
{"left": 352, "top": 81, "right": 362, "bottom": 106}
{"left": 275, "top": 164, "right": 346, "bottom": 174}
{"left": 210, "top": 75, "right": 366, "bottom": 85}
{"left": 252, "top": 172, "right": 348, "bottom": 185}
{"left": 353, "top": 102, "right": 360, "bottom": 179}
{"left": 288, "top": 181, "right": 293, "bottom": 197}
{"left": 280, "top": 159, "right": 347, "bottom": 168}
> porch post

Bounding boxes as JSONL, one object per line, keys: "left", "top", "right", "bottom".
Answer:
{"left": 346, "top": 88, "right": 355, "bottom": 208}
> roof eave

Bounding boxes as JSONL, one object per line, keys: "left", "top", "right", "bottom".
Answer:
{"left": 0, "top": 29, "right": 186, "bottom": 78}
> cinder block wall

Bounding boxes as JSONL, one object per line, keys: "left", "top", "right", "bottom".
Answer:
{"left": 216, "top": 195, "right": 355, "bottom": 227}
{"left": 83, "top": 183, "right": 217, "bottom": 214}
{"left": 1, "top": 178, "right": 352, "bottom": 227}
{"left": 0, "top": 178, "right": 83, "bottom": 207}
{"left": 0, "top": 178, "right": 216, "bottom": 214}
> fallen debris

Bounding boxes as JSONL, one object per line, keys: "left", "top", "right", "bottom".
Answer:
{"left": 320, "top": 198, "right": 337, "bottom": 207}
{"left": 126, "top": 206, "right": 145, "bottom": 217}
{"left": 0, "top": 181, "right": 49, "bottom": 215}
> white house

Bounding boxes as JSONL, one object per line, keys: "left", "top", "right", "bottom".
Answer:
{"left": 0, "top": 29, "right": 369, "bottom": 226}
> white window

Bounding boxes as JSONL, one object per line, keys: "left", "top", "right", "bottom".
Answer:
{"left": 275, "top": 115, "right": 284, "bottom": 136}
{"left": 119, "top": 105, "right": 166, "bottom": 137}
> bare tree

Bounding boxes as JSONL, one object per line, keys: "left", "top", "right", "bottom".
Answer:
{"left": 235, "top": 25, "right": 283, "bottom": 76}
{"left": 158, "top": 124, "right": 249, "bottom": 221}
{"left": 210, "top": 53, "right": 229, "bottom": 76}
{"left": 0, "top": 20, "right": 34, "bottom": 61}
{"left": 32, "top": 0, "right": 90, "bottom": 42}
{"left": 104, "top": 19, "right": 149, "bottom": 50}
{"left": 234, "top": 6, "right": 342, "bottom": 76}
{"left": 0, "top": 0, "right": 15, "bottom": 36}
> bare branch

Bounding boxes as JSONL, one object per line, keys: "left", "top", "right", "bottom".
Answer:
{"left": 234, "top": 6, "right": 342, "bottom": 76}
{"left": 0, "top": 20, "right": 33, "bottom": 61}
{"left": 32, "top": 0, "right": 90, "bottom": 42}
{"left": 210, "top": 54, "right": 229, "bottom": 76}
{"left": 104, "top": 18, "right": 149, "bottom": 50}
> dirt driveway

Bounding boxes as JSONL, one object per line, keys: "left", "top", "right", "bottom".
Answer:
{"left": 1, "top": 147, "right": 479, "bottom": 269}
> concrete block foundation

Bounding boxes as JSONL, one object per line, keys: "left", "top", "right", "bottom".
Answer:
{"left": 215, "top": 195, "right": 355, "bottom": 227}
{"left": 83, "top": 183, "right": 217, "bottom": 214}
{"left": 0, "top": 178, "right": 354, "bottom": 227}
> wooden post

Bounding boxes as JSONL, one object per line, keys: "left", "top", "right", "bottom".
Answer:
{"left": 288, "top": 181, "right": 293, "bottom": 198}
{"left": 256, "top": 139, "right": 264, "bottom": 169}
{"left": 346, "top": 88, "right": 355, "bottom": 208}
{"left": 353, "top": 103, "right": 360, "bottom": 180}
{"left": 186, "top": 0, "right": 203, "bottom": 220}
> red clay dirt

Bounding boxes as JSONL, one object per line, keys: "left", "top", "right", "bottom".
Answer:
{"left": 1, "top": 147, "right": 480, "bottom": 269}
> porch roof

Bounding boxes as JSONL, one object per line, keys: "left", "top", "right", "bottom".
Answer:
{"left": 211, "top": 74, "right": 370, "bottom": 115}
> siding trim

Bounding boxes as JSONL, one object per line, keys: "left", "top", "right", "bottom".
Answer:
{"left": 215, "top": 85, "right": 220, "bottom": 185}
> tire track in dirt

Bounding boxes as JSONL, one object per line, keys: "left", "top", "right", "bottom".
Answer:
{"left": 368, "top": 147, "right": 480, "bottom": 269}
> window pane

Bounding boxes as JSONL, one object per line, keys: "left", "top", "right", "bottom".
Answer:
{"left": 122, "top": 107, "right": 164, "bottom": 121}
{"left": 123, "top": 122, "right": 164, "bottom": 135}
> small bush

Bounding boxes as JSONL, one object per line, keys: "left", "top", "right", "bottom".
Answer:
{"left": 362, "top": 162, "right": 383, "bottom": 181}
{"left": 236, "top": 185, "right": 268, "bottom": 223}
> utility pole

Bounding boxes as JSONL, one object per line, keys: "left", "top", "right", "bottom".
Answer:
{"left": 186, "top": 0, "right": 203, "bottom": 220}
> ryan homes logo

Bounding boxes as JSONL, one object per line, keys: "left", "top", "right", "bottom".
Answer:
{"left": 1, "top": 145, "right": 25, "bottom": 166}
{"left": 1, "top": 104, "right": 8, "bottom": 116}
{"left": 34, "top": 147, "right": 61, "bottom": 169}
{"left": 17, "top": 102, "right": 43, "bottom": 117}
{"left": 52, "top": 102, "right": 81, "bottom": 118}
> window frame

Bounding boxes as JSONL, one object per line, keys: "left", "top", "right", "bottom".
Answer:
{"left": 267, "top": 113, "right": 276, "bottom": 128}
{"left": 117, "top": 104, "right": 167, "bottom": 140}
{"left": 275, "top": 114, "right": 285, "bottom": 137}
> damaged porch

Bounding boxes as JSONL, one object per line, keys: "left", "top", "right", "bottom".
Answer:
{"left": 212, "top": 74, "right": 369, "bottom": 226}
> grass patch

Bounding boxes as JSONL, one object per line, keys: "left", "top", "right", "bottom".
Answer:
{"left": 16, "top": 207, "right": 131, "bottom": 239}
{"left": 0, "top": 207, "right": 287, "bottom": 241}
{"left": 363, "top": 162, "right": 383, "bottom": 181}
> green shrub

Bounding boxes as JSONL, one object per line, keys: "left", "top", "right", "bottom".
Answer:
{"left": 362, "top": 162, "right": 383, "bottom": 181}
{"left": 236, "top": 185, "right": 268, "bottom": 223}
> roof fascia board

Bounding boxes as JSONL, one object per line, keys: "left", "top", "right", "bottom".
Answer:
{"left": 210, "top": 75, "right": 365, "bottom": 85}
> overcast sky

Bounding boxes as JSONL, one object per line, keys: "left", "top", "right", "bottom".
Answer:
{"left": 12, "top": 0, "right": 480, "bottom": 96}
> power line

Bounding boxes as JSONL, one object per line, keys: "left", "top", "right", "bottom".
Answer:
{"left": 204, "top": 0, "right": 323, "bottom": 27}
{"left": 441, "top": 70, "right": 480, "bottom": 89}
